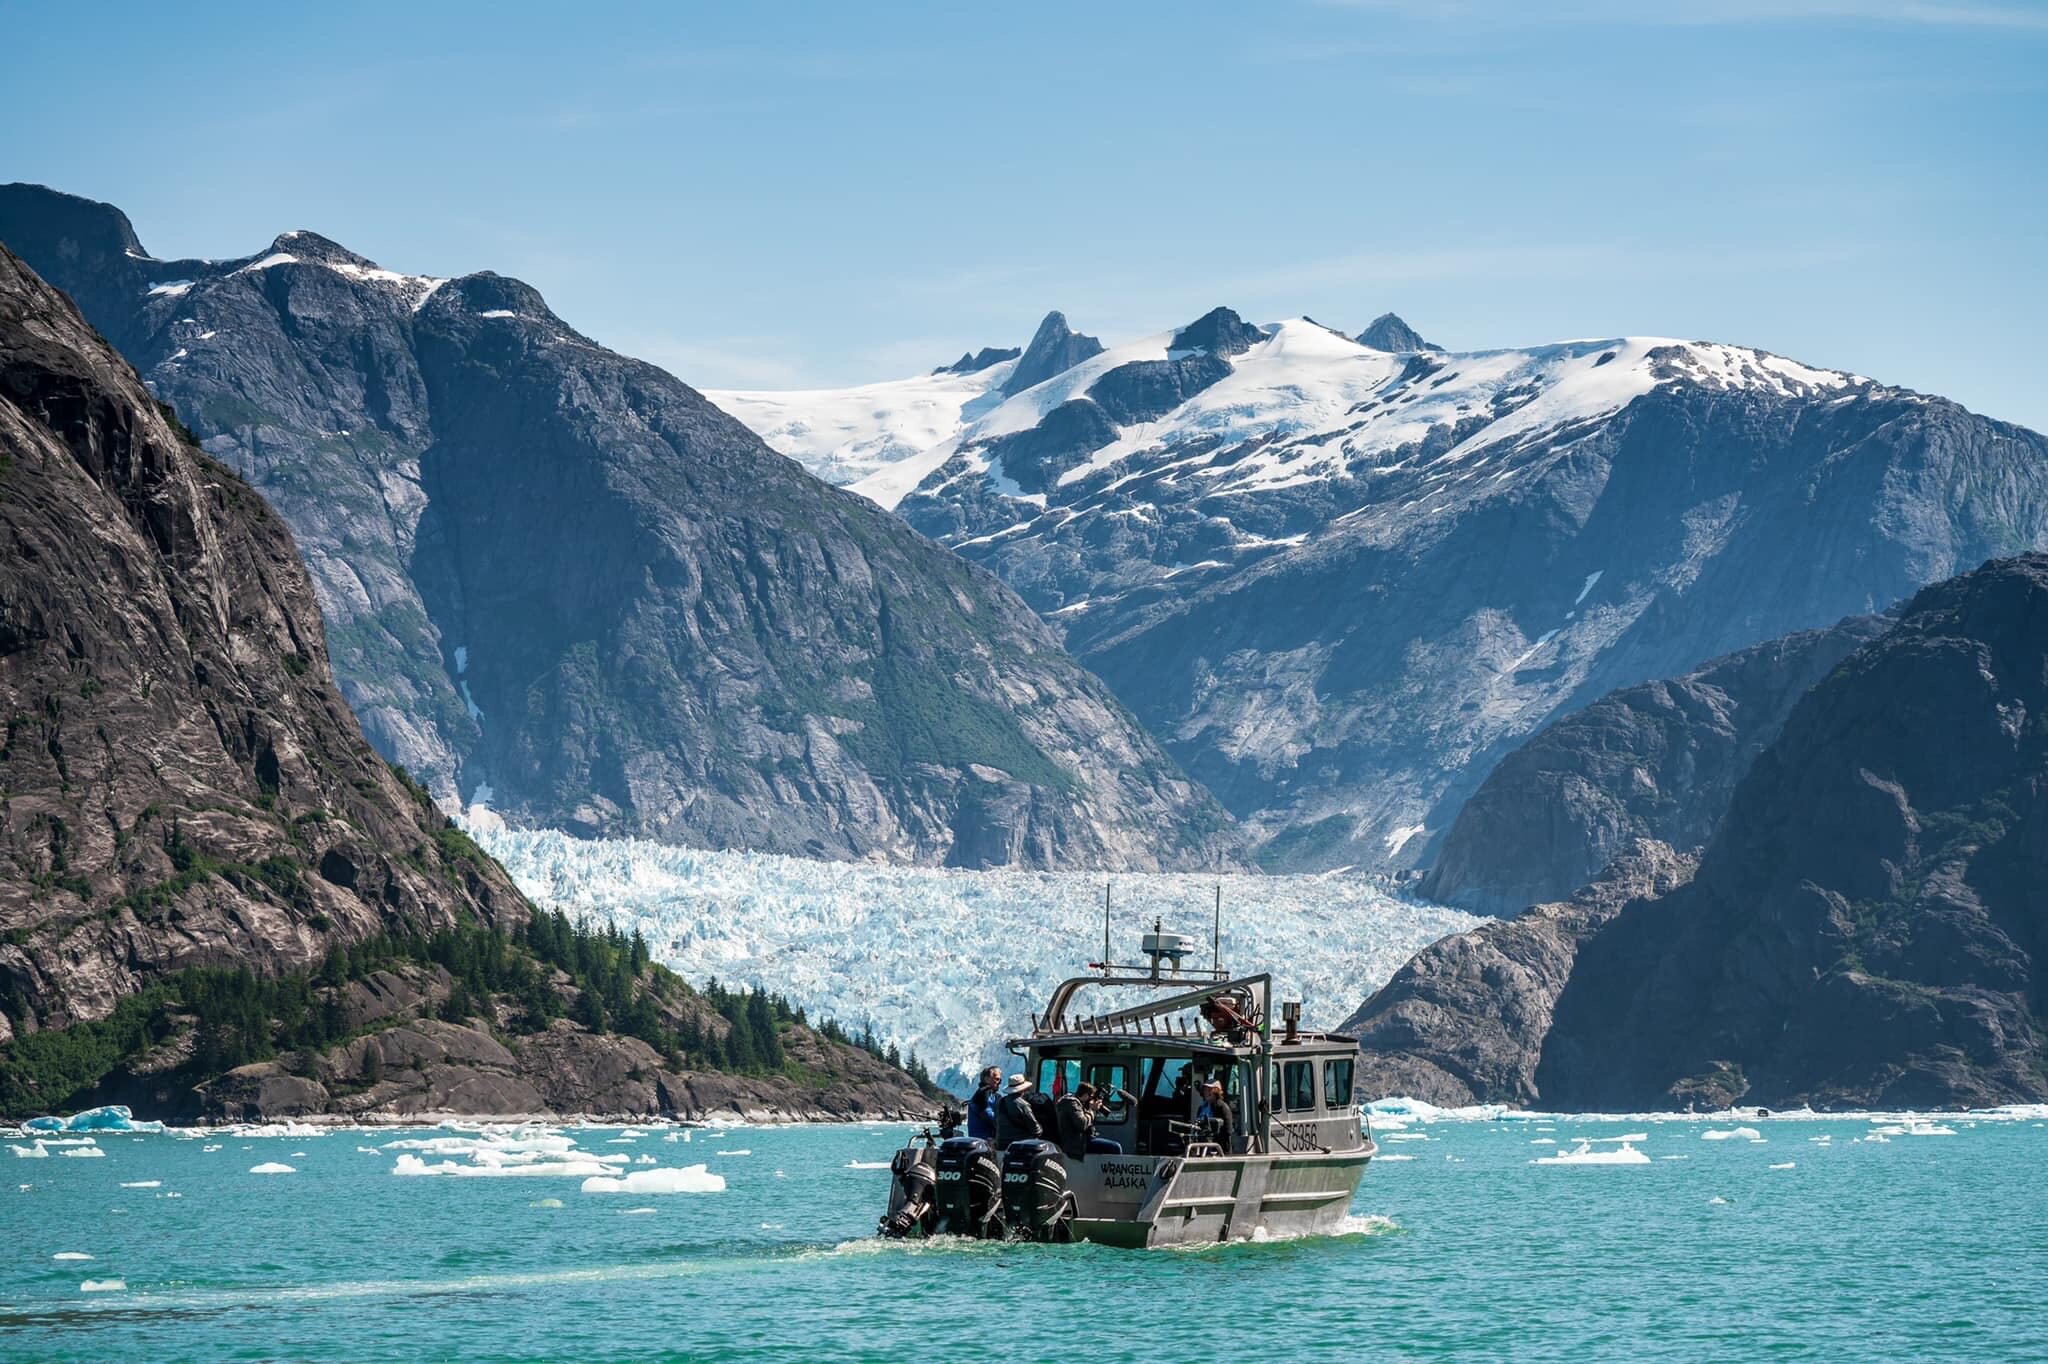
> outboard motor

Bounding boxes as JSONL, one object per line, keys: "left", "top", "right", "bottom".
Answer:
{"left": 932, "top": 1137, "right": 1005, "bottom": 1238}
{"left": 879, "top": 1145, "right": 939, "bottom": 1238}
{"left": 1000, "top": 1139, "right": 1077, "bottom": 1243}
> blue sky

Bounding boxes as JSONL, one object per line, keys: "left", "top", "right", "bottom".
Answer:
{"left": 4, "top": 0, "right": 2044, "bottom": 427}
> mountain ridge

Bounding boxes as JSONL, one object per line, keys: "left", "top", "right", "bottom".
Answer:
{"left": 0, "top": 183, "right": 1242, "bottom": 872}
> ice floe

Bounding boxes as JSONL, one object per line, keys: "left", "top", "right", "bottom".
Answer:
{"left": 248, "top": 1162, "right": 297, "bottom": 1174}
{"left": 59, "top": 1146, "right": 106, "bottom": 1159}
{"left": 9, "top": 1143, "right": 49, "bottom": 1159}
{"left": 25, "top": 1105, "right": 164, "bottom": 1134}
{"left": 1534, "top": 1139, "right": 1649, "bottom": 1165}
{"left": 79, "top": 1279, "right": 125, "bottom": 1293}
{"left": 52, "top": 1252, "right": 93, "bottom": 1261}
{"left": 118, "top": 1180, "right": 161, "bottom": 1189}
{"left": 1701, "top": 1127, "right": 1764, "bottom": 1142}
{"left": 580, "top": 1165, "right": 726, "bottom": 1195}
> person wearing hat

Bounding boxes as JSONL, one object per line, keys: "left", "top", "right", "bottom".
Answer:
{"left": 994, "top": 1073, "right": 1043, "bottom": 1149}
{"left": 1196, "top": 1079, "right": 1234, "bottom": 1145}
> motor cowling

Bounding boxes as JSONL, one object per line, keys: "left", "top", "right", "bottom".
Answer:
{"left": 1000, "top": 1139, "right": 1077, "bottom": 1242}
{"left": 879, "top": 1146, "right": 938, "bottom": 1238}
{"left": 932, "top": 1137, "right": 1005, "bottom": 1238}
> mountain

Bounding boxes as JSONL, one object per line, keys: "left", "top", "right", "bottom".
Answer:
{"left": 1355, "top": 312, "right": 1435, "bottom": 352}
{"left": 1421, "top": 612, "right": 1893, "bottom": 914}
{"left": 735, "top": 304, "right": 2048, "bottom": 871}
{"left": 936, "top": 346, "right": 1020, "bottom": 376}
{"left": 0, "top": 185, "right": 1239, "bottom": 872}
{"left": 0, "top": 241, "right": 938, "bottom": 1123}
{"left": 0, "top": 241, "right": 520, "bottom": 1038}
{"left": 1347, "top": 554, "right": 2048, "bottom": 1110}
{"left": 1001, "top": 310, "right": 1103, "bottom": 397}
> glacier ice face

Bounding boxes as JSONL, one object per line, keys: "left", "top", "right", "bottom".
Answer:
{"left": 473, "top": 826, "right": 1480, "bottom": 1090}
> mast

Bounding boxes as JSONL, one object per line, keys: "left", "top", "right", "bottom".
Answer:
{"left": 1212, "top": 883, "right": 1221, "bottom": 975}
{"left": 1102, "top": 881, "right": 1111, "bottom": 975}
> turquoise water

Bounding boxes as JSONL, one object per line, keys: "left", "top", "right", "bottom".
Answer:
{"left": 5, "top": 1113, "right": 2046, "bottom": 1362}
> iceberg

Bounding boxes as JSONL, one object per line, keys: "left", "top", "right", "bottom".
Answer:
{"left": 1701, "top": 1127, "right": 1764, "bottom": 1142}
{"left": 474, "top": 824, "right": 1482, "bottom": 1089}
{"left": 24, "top": 1105, "right": 165, "bottom": 1134}
{"left": 9, "top": 1143, "right": 50, "bottom": 1159}
{"left": 579, "top": 1164, "right": 726, "bottom": 1195}
{"left": 248, "top": 1162, "right": 297, "bottom": 1174}
{"left": 1533, "top": 1139, "right": 1650, "bottom": 1165}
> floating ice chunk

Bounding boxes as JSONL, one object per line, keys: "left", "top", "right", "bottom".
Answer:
{"left": 357, "top": 1146, "right": 378, "bottom": 1154}
{"left": 606, "top": 1137, "right": 638, "bottom": 1144}
{"left": 620, "top": 1206, "right": 658, "bottom": 1214}
{"left": 391, "top": 1153, "right": 619, "bottom": 1178}
{"left": 1769, "top": 1162, "right": 1796, "bottom": 1170}
{"left": 1382, "top": 1133, "right": 1429, "bottom": 1143}
{"left": 59, "top": 1147, "right": 106, "bottom": 1159}
{"left": 289, "top": 1151, "right": 306, "bottom": 1157}
{"left": 774, "top": 1170, "right": 787, "bottom": 1179}
{"left": 580, "top": 1164, "right": 725, "bottom": 1195}
{"left": 1375, "top": 1154, "right": 1416, "bottom": 1162}
{"left": 844, "top": 1160, "right": 892, "bottom": 1169}
{"left": 202, "top": 1145, "right": 222, "bottom": 1152}
{"left": 249, "top": 1162, "right": 297, "bottom": 1174}
{"left": 635, "top": 1155, "right": 656, "bottom": 1165}
{"left": 1701, "top": 1127, "right": 1763, "bottom": 1142}
{"left": 25, "top": 1105, "right": 165, "bottom": 1134}
{"left": 530, "top": 1198, "right": 565, "bottom": 1208}
{"left": 1903, "top": 1122, "right": 1956, "bottom": 1137}
{"left": 1708, "top": 1196, "right": 1729, "bottom": 1205}
{"left": 1534, "top": 1140, "right": 1649, "bottom": 1165}
{"left": 715, "top": 1149, "right": 752, "bottom": 1157}
{"left": 80, "top": 1279, "right": 126, "bottom": 1293}
{"left": 53, "top": 1252, "right": 94, "bottom": 1261}
{"left": 9, "top": 1143, "right": 49, "bottom": 1159}
{"left": 118, "top": 1181, "right": 161, "bottom": 1189}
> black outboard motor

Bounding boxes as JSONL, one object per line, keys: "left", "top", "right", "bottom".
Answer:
{"left": 1000, "top": 1139, "right": 1078, "bottom": 1243}
{"left": 879, "top": 1105, "right": 971, "bottom": 1239}
{"left": 932, "top": 1137, "right": 1005, "bottom": 1238}
{"left": 879, "top": 1145, "right": 939, "bottom": 1238}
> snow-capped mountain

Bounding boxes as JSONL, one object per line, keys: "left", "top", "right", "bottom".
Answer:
{"left": 472, "top": 822, "right": 1479, "bottom": 1091}
{"left": 718, "top": 305, "right": 2048, "bottom": 876}
{"left": 0, "top": 184, "right": 1243, "bottom": 872}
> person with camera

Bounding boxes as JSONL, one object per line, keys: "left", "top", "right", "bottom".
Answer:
{"left": 1055, "top": 1081, "right": 1123, "bottom": 1158}
{"left": 1196, "top": 1079, "right": 1234, "bottom": 1146}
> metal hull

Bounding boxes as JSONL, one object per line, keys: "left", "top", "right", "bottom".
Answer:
{"left": 1064, "top": 1142, "right": 1375, "bottom": 1248}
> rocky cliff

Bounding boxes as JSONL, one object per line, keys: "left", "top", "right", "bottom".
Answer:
{"left": 0, "top": 184, "right": 1238, "bottom": 871}
{"left": 1341, "top": 843, "right": 1696, "bottom": 1107}
{"left": 1422, "top": 613, "right": 1893, "bottom": 914}
{"left": 0, "top": 242, "right": 939, "bottom": 1124}
{"left": 0, "top": 241, "right": 523, "bottom": 1040}
{"left": 1347, "top": 554, "right": 2048, "bottom": 1110}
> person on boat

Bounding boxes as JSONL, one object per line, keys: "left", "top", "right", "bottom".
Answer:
{"left": 1196, "top": 1079, "right": 1234, "bottom": 1143}
{"left": 967, "top": 1066, "right": 1002, "bottom": 1142}
{"left": 1055, "top": 1082, "right": 1122, "bottom": 1157}
{"left": 995, "top": 1074, "right": 1043, "bottom": 1149}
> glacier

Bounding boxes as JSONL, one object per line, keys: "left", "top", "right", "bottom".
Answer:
{"left": 471, "top": 825, "right": 1480, "bottom": 1091}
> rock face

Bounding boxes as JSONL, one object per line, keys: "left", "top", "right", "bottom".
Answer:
{"left": 1349, "top": 555, "right": 2048, "bottom": 1110}
{"left": 875, "top": 317, "right": 2048, "bottom": 870}
{"left": 1001, "top": 310, "right": 1104, "bottom": 396}
{"left": 936, "top": 346, "right": 1020, "bottom": 376}
{"left": 1541, "top": 554, "right": 2048, "bottom": 1109}
{"left": 0, "top": 184, "right": 1239, "bottom": 871}
{"left": 1341, "top": 843, "right": 1696, "bottom": 1107}
{"left": 1422, "top": 613, "right": 1894, "bottom": 914}
{"left": 0, "top": 243, "right": 523, "bottom": 1039}
{"left": 1355, "top": 312, "right": 1435, "bottom": 353}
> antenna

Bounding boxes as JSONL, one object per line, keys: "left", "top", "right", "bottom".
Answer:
{"left": 1102, "top": 882, "right": 1112, "bottom": 975}
{"left": 1213, "top": 883, "right": 1222, "bottom": 974}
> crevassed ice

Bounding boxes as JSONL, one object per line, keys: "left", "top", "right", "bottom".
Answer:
{"left": 472, "top": 825, "right": 1480, "bottom": 1090}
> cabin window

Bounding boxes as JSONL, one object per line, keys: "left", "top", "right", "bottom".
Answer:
{"left": 1036, "top": 1057, "right": 1081, "bottom": 1096}
{"left": 1144, "top": 1056, "right": 1191, "bottom": 1108}
{"left": 1323, "top": 1058, "right": 1355, "bottom": 1109}
{"left": 1281, "top": 1060, "right": 1316, "bottom": 1112}
{"left": 1084, "top": 1062, "right": 1131, "bottom": 1121}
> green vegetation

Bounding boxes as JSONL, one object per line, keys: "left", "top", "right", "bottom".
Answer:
{"left": 0, "top": 907, "right": 937, "bottom": 1119}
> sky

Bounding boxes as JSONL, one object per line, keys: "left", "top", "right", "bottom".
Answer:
{"left": 3, "top": 0, "right": 2044, "bottom": 428}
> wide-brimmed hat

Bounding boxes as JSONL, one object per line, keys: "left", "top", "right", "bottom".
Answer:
{"left": 1004, "top": 1074, "right": 1032, "bottom": 1093}
{"left": 1202, "top": 1079, "right": 1224, "bottom": 1092}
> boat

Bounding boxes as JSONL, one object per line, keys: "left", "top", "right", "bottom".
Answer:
{"left": 878, "top": 915, "right": 1375, "bottom": 1247}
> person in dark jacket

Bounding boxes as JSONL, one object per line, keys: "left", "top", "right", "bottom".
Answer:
{"left": 994, "top": 1074, "right": 1042, "bottom": 1149}
{"left": 1055, "top": 1082, "right": 1122, "bottom": 1158}
{"left": 1197, "top": 1079, "right": 1234, "bottom": 1145}
{"left": 966, "top": 1066, "right": 1001, "bottom": 1142}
